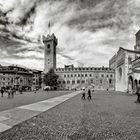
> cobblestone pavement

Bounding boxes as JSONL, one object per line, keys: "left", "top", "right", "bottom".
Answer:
{"left": 0, "top": 90, "right": 71, "bottom": 112}
{"left": 0, "top": 91, "right": 140, "bottom": 140}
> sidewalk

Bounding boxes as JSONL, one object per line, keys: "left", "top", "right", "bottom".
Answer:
{"left": 0, "top": 91, "right": 81, "bottom": 133}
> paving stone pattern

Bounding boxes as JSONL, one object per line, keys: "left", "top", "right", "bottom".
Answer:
{"left": 0, "top": 90, "right": 71, "bottom": 112}
{"left": 0, "top": 91, "right": 80, "bottom": 134}
{"left": 0, "top": 91, "right": 140, "bottom": 140}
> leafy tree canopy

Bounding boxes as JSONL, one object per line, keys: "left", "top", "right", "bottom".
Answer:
{"left": 44, "top": 68, "right": 59, "bottom": 88}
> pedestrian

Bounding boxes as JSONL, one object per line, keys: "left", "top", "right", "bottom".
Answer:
{"left": 87, "top": 89, "right": 92, "bottom": 100}
{"left": 11, "top": 87, "right": 15, "bottom": 98}
{"left": 135, "top": 86, "right": 140, "bottom": 102}
{"left": 81, "top": 89, "right": 86, "bottom": 100}
{"left": 7, "top": 88, "right": 11, "bottom": 99}
{"left": 19, "top": 87, "right": 22, "bottom": 94}
{"left": 1, "top": 87, "right": 4, "bottom": 97}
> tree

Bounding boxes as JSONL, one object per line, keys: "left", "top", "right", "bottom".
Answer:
{"left": 43, "top": 68, "right": 59, "bottom": 89}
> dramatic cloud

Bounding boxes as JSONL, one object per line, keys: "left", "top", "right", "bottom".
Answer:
{"left": 0, "top": 0, "right": 140, "bottom": 70}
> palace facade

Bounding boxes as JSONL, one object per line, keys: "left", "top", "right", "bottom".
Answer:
{"left": 56, "top": 65, "right": 115, "bottom": 90}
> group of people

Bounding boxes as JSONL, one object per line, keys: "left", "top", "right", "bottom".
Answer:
{"left": 81, "top": 88, "right": 92, "bottom": 100}
{"left": 0, "top": 87, "right": 23, "bottom": 99}
{"left": 81, "top": 86, "right": 140, "bottom": 102}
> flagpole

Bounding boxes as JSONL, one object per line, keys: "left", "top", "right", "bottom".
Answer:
{"left": 48, "top": 21, "right": 51, "bottom": 35}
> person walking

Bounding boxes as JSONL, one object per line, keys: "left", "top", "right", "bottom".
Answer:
{"left": 1, "top": 87, "right": 4, "bottom": 97}
{"left": 135, "top": 86, "right": 140, "bottom": 102}
{"left": 81, "top": 89, "right": 86, "bottom": 100}
{"left": 87, "top": 89, "right": 92, "bottom": 100}
{"left": 11, "top": 87, "right": 15, "bottom": 98}
{"left": 7, "top": 88, "right": 11, "bottom": 99}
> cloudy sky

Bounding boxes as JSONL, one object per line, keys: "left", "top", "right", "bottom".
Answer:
{"left": 0, "top": 0, "right": 140, "bottom": 70}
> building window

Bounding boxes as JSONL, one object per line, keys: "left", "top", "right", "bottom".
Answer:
{"left": 128, "top": 57, "right": 132, "bottom": 64}
{"left": 89, "top": 74, "right": 92, "bottom": 77}
{"left": 101, "top": 74, "right": 104, "bottom": 77}
{"left": 110, "top": 74, "right": 113, "bottom": 78}
{"left": 47, "top": 44, "right": 50, "bottom": 49}
{"left": 71, "top": 74, "right": 73, "bottom": 77}
{"left": 100, "top": 79, "right": 102, "bottom": 84}
{"left": 82, "top": 80, "right": 85, "bottom": 83}
{"left": 78, "top": 74, "right": 80, "bottom": 77}
{"left": 67, "top": 75, "right": 69, "bottom": 78}
{"left": 77, "top": 80, "right": 80, "bottom": 84}
{"left": 67, "top": 80, "right": 70, "bottom": 84}
{"left": 106, "top": 75, "right": 108, "bottom": 77}
{"left": 64, "top": 75, "right": 66, "bottom": 78}
{"left": 75, "top": 74, "right": 77, "bottom": 77}
{"left": 72, "top": 80, "right": 75, "bottom": 84}
{"left": 91, "top": 79, "right": 93, "bottom": 83}
{"left": 109, "top": 79, "right": 112, "bottom": 84}
{"left": 85, "top": 74, "right": 87, "bottom": 77}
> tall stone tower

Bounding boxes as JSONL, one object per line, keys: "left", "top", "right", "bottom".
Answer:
{"left": 43, "top": 33, "right": 58, "bottom": 73}
{"left": 135, "top": 30, "right": 140, "bottom": 51}
{"left": 134, "top": 30, "right": 140, "bottom": 58}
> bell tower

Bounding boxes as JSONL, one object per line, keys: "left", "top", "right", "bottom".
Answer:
{"left": 43, "top": 33, "right": 58, "bottom": 73}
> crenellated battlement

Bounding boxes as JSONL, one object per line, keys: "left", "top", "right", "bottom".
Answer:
{"left": 55, "top": 66, "right": 114, "bottom": 73}
{"left": 43, "top": 33, "right": 58, "bottom": 45}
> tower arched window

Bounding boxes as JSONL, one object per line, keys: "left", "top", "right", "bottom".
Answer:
{"left": 47, "top": 44, "right": 50, "bottom": 49}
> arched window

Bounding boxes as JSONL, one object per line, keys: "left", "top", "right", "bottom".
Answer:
{"left": 119, "top": 67, "right": 122, "bottom": 78}
{"left": 109, "top": 79, "right": 112, "bottom": 84}
{"left": 128, "top": 57, "right": 132, "bottom": 64}
{"left": 47, "top": 44, "right": 50, "bottom": 49}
